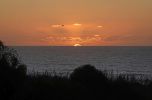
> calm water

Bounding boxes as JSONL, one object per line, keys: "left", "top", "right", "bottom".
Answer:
{"left": 13, "top": 46, "right": 152, "bottom": 75}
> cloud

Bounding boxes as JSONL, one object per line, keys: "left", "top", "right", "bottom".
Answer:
{"left": 37, "top": 24, "right": 68, "bottom": 34}
{"left": 43, "top": 35, "right": 102, "bottom": 44}
{"left": 97, "top": 26, "right": 103, "bottom": 28}
{"left": 51, "top": 24, "right": 64, "bottom": 28}
{"left": 94, "top": 34, "right": 100, "bottom": 37}
{"left": 73, "top": 23, "right": 82, "bottom": 26}
{"left": 104, "top": 35, "right": 132, "bottom": 42}
{"left": 37, "top": 23, "right": 105, "bottom": 36}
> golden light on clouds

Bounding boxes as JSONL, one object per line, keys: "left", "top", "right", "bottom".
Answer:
{"left": 37, "top": 22, "right": 105, "bottom": 46}
{"left": 73, "top": 23, "right": 82, "bottom": 26}
{"left": 97, "top": 26, "right": 103, "bottom": 28}
{"left": 52, "top": 24, "right": 64, "bottom": 28}
{"left": 43, "top": 34, "right": 103, "bottom": 46}
{"left": 94, "top": 35, "right": 100, "bottom": 37}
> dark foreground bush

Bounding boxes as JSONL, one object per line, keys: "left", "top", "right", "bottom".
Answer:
{"left": 70, "top": 64, "right": 108, "bottom": 83}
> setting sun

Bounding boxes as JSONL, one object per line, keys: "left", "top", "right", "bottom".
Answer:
{"left": 73, "top": 44, "right": 82, "bottom": 47}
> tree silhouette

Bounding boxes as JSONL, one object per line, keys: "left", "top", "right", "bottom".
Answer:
{"left": 0, "top": 40, "right": 27, "bottom": 100}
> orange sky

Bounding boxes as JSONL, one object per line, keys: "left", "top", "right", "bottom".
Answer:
{"left": 0, "top": 0, "right": 152, "bottom": 46}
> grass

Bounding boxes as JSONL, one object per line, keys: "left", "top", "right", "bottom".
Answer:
{"left": 8, "top": 65, "right": 152, "bottom": 100}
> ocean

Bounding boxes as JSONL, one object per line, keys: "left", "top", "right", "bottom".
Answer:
{"left": 13, "top": 46, "right": 152, "bottom": 75}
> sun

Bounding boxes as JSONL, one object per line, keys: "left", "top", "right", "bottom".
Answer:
{"left": 73, "top": 43, "right": 82, "bottom": 47}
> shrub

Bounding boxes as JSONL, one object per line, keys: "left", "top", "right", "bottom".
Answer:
{"left": 70, "top": 64, "right": 108, "bottom": 85}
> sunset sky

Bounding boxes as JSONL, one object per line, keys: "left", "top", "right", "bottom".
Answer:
{"left": 0, "top": 0, "right": 152, "bottom": 46}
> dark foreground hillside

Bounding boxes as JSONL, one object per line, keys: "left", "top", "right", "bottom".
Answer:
{"left": 0, "top": 40, "right": 152, "bottom": 100}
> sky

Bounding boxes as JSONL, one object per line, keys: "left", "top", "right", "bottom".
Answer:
{"left": 0, "top": 0, "right": 152, "bottom": 46}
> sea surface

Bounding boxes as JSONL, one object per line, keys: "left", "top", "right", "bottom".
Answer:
{"left": 13, "top": 46, "right": 152, "bottom": 75}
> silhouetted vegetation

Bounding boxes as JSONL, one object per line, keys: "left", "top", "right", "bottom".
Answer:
{"left": 1, "top": 40, "right": 152, "bottom": 100}
{"left": 0, "top": 41, "right": 27, "bottom": 100}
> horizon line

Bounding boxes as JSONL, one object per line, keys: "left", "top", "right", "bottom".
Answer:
{"left": 9, "top": 45, "right": 152, "bottom": 47}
